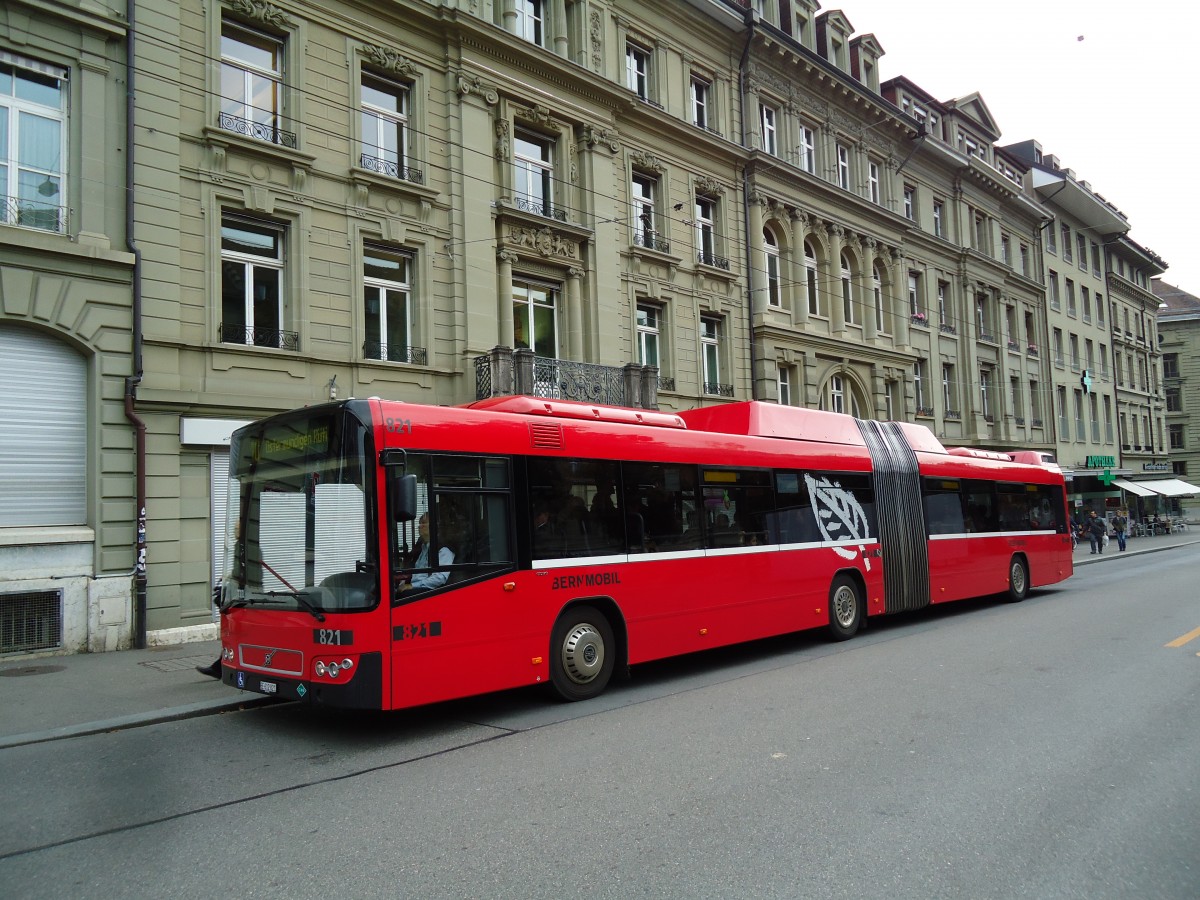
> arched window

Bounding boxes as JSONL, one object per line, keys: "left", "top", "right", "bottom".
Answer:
{"left": 840, "top": 251, "right": 855, "bottom": 325}
{"left": 764, "top": 227, "right": 781, "bottom": 307}
{"left": 804, "top": 240, "right": 820, "bottom": 316}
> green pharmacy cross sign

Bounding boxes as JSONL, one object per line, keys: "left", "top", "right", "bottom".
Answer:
{"left": 1098, "top": 469, "right": 1117, "bottom": 486}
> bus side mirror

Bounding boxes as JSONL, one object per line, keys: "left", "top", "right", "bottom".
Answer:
{"left": 391, "top": 473, "right": 417, "bottom": 522}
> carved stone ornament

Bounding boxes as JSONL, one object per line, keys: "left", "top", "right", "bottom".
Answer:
{"left": 629, "top": 149, "right": 663, "bottom": 175}
{"left": 519, "top": 104, "right": 556, "bottom": 129}
{"left": 456, "top": 72, "right": 499, "bottom": 106}
{"left": 363, "top": 44, "right": 418, "bottom": 79}
{"left": 495, "top": 119, "right": 511, "bottom": 161}
{"left": 228, "top": 0, "right": 294, "bottom": 29}
{"left": 590, "top": 9, "right": 603, "bottom": 73}
{"left": 583, "top": 125, "right": 620, "bottom": 154}
{"left": 507, "top": 225, "right": 579, "bottom": 260}
{"left": 695, "top": 175, "right": 724, "bottom": 197}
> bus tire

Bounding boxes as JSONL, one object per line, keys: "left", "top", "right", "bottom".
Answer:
{"left": 828, "top": 575, "right": 863, "bottom": 641}
{"left": 549, "top": 605, "right": 615, "bottom": 702}
{"left": 1006, "top": 555, "right": 1030, "bottom": 602}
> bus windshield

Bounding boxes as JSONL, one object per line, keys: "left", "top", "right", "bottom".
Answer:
{"left": 222, "top": 407, "right": 378, "bottom": 615}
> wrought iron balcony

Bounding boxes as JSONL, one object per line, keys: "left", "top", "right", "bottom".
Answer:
{"left": 634, "top": 233, "right": 671, "bottom": 254}
{"left": 474, "top": 349, "right": 660, "bottom": 409}
{"left": 940, "top": 323, "right": 957, "bottom": 335}
{"left": 911, "top": 313, "right": 928, "bottom": 326}
{"left": 697, "top": 251, "right": 730, "bottom": 270}
{"left": 514, "top": 196, "right": 567, "bottom": 222}
{"left": 1026, "top": 345, "right": 1039, "bottom": 358}
{"left": 704, "top": 381, "right": 735, "bottom": 397}
{"left": 945, "top": 409, "right": 961, "bottom": 420}
{"left": 359, "top": 153, "right": 424, "bottom": 184}
{"left": 2, "top": 195, "right": 69, "bottom": 233}
{"left": 217, "top": 112, "right": 297, "bottom": 149}
{"left": 979, "top": 331, "right": 996, "bottom": 343}
{"left": 659, "top": 376, "right": 676, "bottom": 392}
{"left": 984, "top": 414, "right": 994, "bottom": 424}
{"left": 218, "top": 323, "right": 299, "bottom": 350}
{"left": 1014, "top": 415, "right": 1026, "bottom": 425}
{"left": 1007, "top": 339, "right": 1021, "bottom": 352}
{"left": 1031, "top": 418, "right": 1043, "bottom": 428}
{"left": 915, "top": 405, "right": 934, "bottom": 417}
{"left": 362, "top": 342, "right": 427, "bottom": 365}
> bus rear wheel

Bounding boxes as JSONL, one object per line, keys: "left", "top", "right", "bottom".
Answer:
{"left": 828, "top": 575, "right": 863, "bottom": 641}
{"left": 549, "top": 605, "right": 615, "bottom": 701}
{"left": 1006, "top": 556, "right": 1030, "bottom": 602}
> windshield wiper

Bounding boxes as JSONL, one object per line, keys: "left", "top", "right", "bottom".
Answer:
{"left": 264, "top": 590, "right": 327, "bottom": 622}
{"left": 221, "top": 595, "right": 286, "bottom": 613}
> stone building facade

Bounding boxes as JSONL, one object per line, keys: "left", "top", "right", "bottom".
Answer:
{"left": 0, "top": 1, "right": 136, "bottom": 654}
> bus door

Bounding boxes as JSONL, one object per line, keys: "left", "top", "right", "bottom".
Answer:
{"left": 385, "top": 453, "right": 517, "bottom": 704}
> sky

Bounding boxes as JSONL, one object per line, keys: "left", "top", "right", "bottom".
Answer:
{"left": 832, "top": 0, "right": 1198, "bottom": 292}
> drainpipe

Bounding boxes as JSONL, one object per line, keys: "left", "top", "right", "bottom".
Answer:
{"left": 123, "top": 0, "right": 147, "bottom": 649}
{"left": 738, "top": 8, "right": 757, "bottom": 399}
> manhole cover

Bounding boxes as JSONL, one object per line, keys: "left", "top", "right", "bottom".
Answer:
{"left": 0, "top": 664, "right": 67, "bottom": 677}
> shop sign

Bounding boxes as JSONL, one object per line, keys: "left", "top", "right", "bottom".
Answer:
{"left": 1142, "top": 462, "right": 1170, "bottom": 472}
{"left": 1085, "top": 455, "right": 1115, "bottom": 468}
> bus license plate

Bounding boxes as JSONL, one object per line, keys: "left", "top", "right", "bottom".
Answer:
{"left": 259, "top": 681, "right": 277, "bottom": 694}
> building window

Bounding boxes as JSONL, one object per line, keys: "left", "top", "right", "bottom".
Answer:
{"left": 220, "top": 215, "right": 291, "bottom": 348}
{"left": 1091, "top": 242, "right": 1101, "bottom": 276}
{"left": 695, "top": 194, "right": 725, "bottom": 268}
{"left": 363, "top": 245, "right": 415, "bottom": 363}
{"left": 799, "top": 125, "right": 815, "bottom": 174}
{"left": 1020, "top": 243, "right": 1030, "bottom": 276}
{"left": 932, "top": 200, "right": 944, "bottom": 237}
{"left": 943, "top": 364, "right": 956, "bottom": 413}
{"left": 777, "top": 364, "right": 793, "bottom": 406}
{"left": 973, "top": 212, "right": 988, "bottom": 253}
{"left": 1048, "top": 270, "right": 1060, "bottom": 311}
{"left": 764, "top": 227, "right": 782, "bottom": 307}
{"left": 805, "top": 240, "right": 820, "bottom": 316}
{"left": 1077, "top": 234, "right": 1088, "bottom": 271}
{"left": 1081, "top": 286, "right": 1092, "bottom": 322}
{"left": 1046, "top": 224, "right": 1057, "bottom": 255}
{"left": 907, "top": 271, "right": 922, "bottom": 318}
{"left": 690, "top": 75, "right": 710, "bottom": 130}
{"left": 841, "top": 252, "right": 856, "bottom": 325}
{"left": 1001, "top": 234, "right": 1011, "bottom": 267}
{"left": 513, "top": 279, "right": 558, "bottom": 357}
{"left": 868, "top": 161, "right": 880, "bottom": 203}
{"left": 1029, "top": 380, "right": 1041, "bottom": 422}
{"left": 976, "top": 293, "right": 992, "bottom": 341}
{"left": 220, "top": 21, "right": 292, "bottom": 147}
{"left": 980, "top": 370, "right": 993, "bottom": 421}
{"left": 1096, "top": 293, "right": 1105, "bottom": 326}
{"left": 1073, "top": 390, "right": 1085, "bottom": 440}
{"left": 827, "top": 374, "right": 845, "bottom": 414}
{"left": 625, "top": 43, "right": 650, "bottom": 100}
{"left": 1069, "top": 333, "right": 1080, "bottom": 370}
{"left": 836, "top": 143, "right": 851, "bottom": 190}
{"left": 515, "top": 0, "right": 545, "bottom": 46}
{"left": 0, "top": 56, "right": 67, "bottom": 233}
{"left": 636, "top": 303, "right": 661, "bottom": 368}
{"left": 514, "top": 130, "right": 554, "bottom": 217}
{"left": 1061, "top": 224, "right": 1072, "bottom": 262}
{"left": 360, "top": 73, "right": 416, "bottom": 182}
{"left": 903, "top": 185, "right": 915, "bottom": 220}
{"left": 914, "top": 359, "right": 928, "bottom": 413}
{"left": 1163, "top": 353, "right": 1179, "bottom": 378}
{"left": 1057, "top": 386, "right": 1070, "bottom": 439}
{"left": 1065, "top": 279, "right": 1076, "bottom": 317}
{"left": 760, "top": 103, "right": 778, "bottom": 155}
{"left": 873, "top": 270, "right": 885, "bottom": 332}
{"left": 937, "top": 280, "right": 949, "bottom": 328}
{"left": 632, "top": 173, "right": 660, "bottom": 250}
{"left": 701, "top": 315, "right": 729, "bottom": 396}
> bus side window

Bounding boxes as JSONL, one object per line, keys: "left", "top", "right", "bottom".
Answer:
{"left": 923, "top": 478, "right": 965, "bottom": 535}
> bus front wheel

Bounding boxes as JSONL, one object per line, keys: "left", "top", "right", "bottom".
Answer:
{"left": 549, "top": 605, "right": 615, "bottom": 701}
{"left": 828, "top": 575, "right": 863, "bottom": 641}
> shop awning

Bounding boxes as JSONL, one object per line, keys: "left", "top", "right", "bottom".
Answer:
{"left": 1112, "top": 478, "right": 1156, "bottom": 497}
{"left": 1139, "top": 478, "right": 1200, "bottom": 497}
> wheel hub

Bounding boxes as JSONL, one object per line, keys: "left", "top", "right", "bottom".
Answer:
{"left": 562, "top": 624, "right": 604, "bottom": 684}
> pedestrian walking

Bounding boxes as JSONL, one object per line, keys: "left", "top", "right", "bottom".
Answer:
{"left": 1086, "top": 509, "right": 1107, "bottom": 554}
{"left": 1111, "top": 510, "right": 1128, "bottom": 552}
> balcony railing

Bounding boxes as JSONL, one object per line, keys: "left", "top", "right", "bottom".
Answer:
{"left": 1, "top": 195, "right": 69, "bottom": 233}
{"left": 704, "top": 381, "right": 735, "bottom": 397}
{"left": 359, "top": 153, "right": 424, "bottom": 184}
{"left": 979, "top": 332, "right": 996, "bottom": 343}
{"left": 1007, "top": 339, "right": 1021, "bottom": 352}
{"left": 658, "top": 376, "right": 676, "bottom": 392}
{"left": 218, "top": 323, "right": 299, "bottom": 350}
{"left": 217, "top": 112, "right": 297, "bottom": 149}
{"left": 697, "top": 251, "right": 730, "bottom": 270}
{"left": 915, "top": 405, "right": 934, "bottom": 417}
{"left": 911, "top": 314, "right": 929, "bottom": 327}
{"left": 474, "top": 347, "right": 660, "bottom": 409}
{"left": 362, "top": 342, "right": 427, "bottom": 365}
{"left": 1026, "top": 345, "right": 1039, "bottom": 358}
{"left": 1014, "top": 415, "right": 1025, "bottom": 425}
{"left": 634, "top": 233, "right": 672, "bottom": 254}
{"left": 945, "top": 409, "right": 961, "bottom": 420}
{"left": 514, "top": 196, "right": 567, "bottom": 222}
{"left": 1031, "top": 418, "right": 1043, "bottom": 428}
{"left": 940, "top": 323, "right": 957, "bottom": 335}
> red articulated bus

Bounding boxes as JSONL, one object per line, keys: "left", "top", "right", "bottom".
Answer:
{"left": 216, "top": 396, "right": 1072, "bottom": 709}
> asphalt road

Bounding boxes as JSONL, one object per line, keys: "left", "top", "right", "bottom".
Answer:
{"left": 1, "top": 551, "right": 1198, "bottom": 899}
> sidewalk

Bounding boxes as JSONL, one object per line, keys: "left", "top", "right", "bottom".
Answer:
{"left": 3, "top": 531, "right": 1197, "bottom": 749}
{"left": 0, "top": 638, "right": 273, "bottom": 750}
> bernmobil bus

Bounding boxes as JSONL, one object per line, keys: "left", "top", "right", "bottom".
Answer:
{"left": 215, "top": 397, "right": 1071, "bottom": 709}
